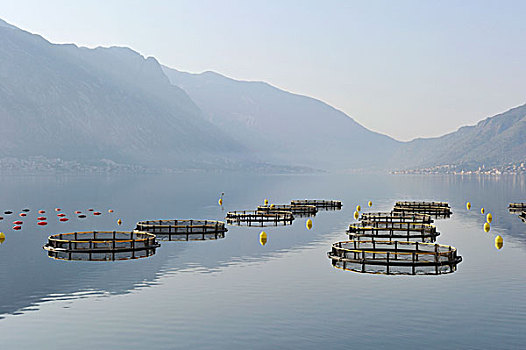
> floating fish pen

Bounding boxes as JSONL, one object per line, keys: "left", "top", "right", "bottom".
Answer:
{"left": 347, "top": 222, "right": 439, "bottom": 242}
{"left": 392, "top": 202, "right": 452, "bottom": 217}
{"left": 43, "top": 231, "right": 160, "bottom": 261}
{"left": 519, "top": 211, "right": 526, "bottom": 223}
{"left": 328, "top": 240, "right": 462, "bottom": 275}
{"left": 135, "top": 219, "right": 227, "bottom": 241}
{"left": 226, "top": 210, "right": 294, "bottom": 226}
{"left": 257, "top": 204, "right": 317, "bottom": 216}
{"left": 360, "top": 212, "right": 433, "bottom": 224}
{"left": 290, "top": 200, "right": 342, "bottom": 210}
{"left": 509, "top": 203, "right": 526, "bottom": 213}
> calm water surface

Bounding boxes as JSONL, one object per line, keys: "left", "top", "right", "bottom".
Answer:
{"left": 0, "top": 173, "right": 525, "bottom": 349}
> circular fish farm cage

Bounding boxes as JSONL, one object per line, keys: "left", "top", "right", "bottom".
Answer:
{"left": 135, "top": 219, "right": 227, "bottom": 241}
{"left": 328, "top": 240, "right": 462, "bottom": 275}
{"left": 360, "top": 212, "right": 433, "bottom": 224}
{"left": 290, "top": 200, "right": 342, "bottom": 210}
{"left": 43, "top": 231, "right": 160, "bottom": 261}
{"left": 226, "top": 210, "right": 294, "bottom": 226}
{"left": 347, "top": 222, "right": 439, "bottom": 242}
{"left": 509, "top": 203, "right": 526, "bottom": 215}
{"left": 392, "top": 201, "right": 451, "bottom": 217}
{"left": 257, "top": 204, "right": 317, "bottom": 217}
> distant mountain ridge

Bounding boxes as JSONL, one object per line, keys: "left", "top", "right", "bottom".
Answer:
{"left": 0, "top": 17, "right": 524, "bottom": 173}
{"left": 161, "top": 67, "right": 401, "bottom": 170}
{"left": 389, "top": 103, "right": 526, "bottom": 170}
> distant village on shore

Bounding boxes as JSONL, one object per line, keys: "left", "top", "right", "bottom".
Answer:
{"left": 391, "top": 161, "right": 526, "bottom": 175}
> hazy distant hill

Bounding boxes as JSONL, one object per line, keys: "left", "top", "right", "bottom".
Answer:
{"left": 390, "top": 103, "right": 526, "bottom": 170}
{"left": 0, "top": 18, "right": 248, "bottom": 170}
{"left": 162, "top": 67, "right": 401, "bottom": 170}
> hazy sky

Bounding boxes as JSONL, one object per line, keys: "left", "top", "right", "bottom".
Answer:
{"left": 1, "top": 0, "right": 525, "bottom": 141}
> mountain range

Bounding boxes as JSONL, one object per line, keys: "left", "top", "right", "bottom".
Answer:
{"left": 0, "top": 18, "right": 524, "bottom": 173}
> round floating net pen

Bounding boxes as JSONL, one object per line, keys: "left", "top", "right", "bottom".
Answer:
{"left": 509, "top": 203, "right": 526, "bottom": 214}
{"left": 360, "top": 212, "right": 433, "bottom": 224}
{"left": 347, "top": 222, "right": 440, "bottom": 242}
{"left": 328, "top": 240, "right": 462, "bottom": 275}
{"left": 290, "top": 200, "right": 342, "bottom": 210}
{"left": 226, "top": 210, "right": 294, "bottom": 227}
{"left": 135, "top": 219, "right": 227, "bottom": 241}
{"left": 43, "top": 231, "right": 159, "bottom": 261}
{"left": 257, "top": 204, "right": 317, "bottom": 217}
{"left": 392, "top": 203, "right": 452, "bottom": 218}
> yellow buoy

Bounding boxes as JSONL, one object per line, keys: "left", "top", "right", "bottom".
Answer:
{"left": 264, "top": 199, "right": 268, "bottom": 206}
{"left": 484, "top": 222, "right": 490, "bottom": 232}
{"left": 270, "top": 204, "right": 275, "bottom": 209}
{"left": 260, "top": 231, "right": 267, "bottom": 246}
{"left": 486, "top": 213, "right": 493, "bottom": 223}
{"left": 356, "top": 205, "right": 361, "bottom": 212}
{"left": 306, "top": 219, "right": 313, "bottom": 230}
{"left": 481, "top": 207, "right": 485, "bottom": 214}
{"left": 117, "top": 219, "right": 122, "bottom": 225}
{"left": 368, "top": 201, "right": 372, "bottom": 207}
{"left": 495, "top": 235, "right": 503, "bottom": 250}
{"left": 466, "top": 202, "right": 471, "bottom": 210}
{"left": 218, "top": 198, "right": 223, "bottom": 206}
{"left": 0, "top": 232, "right": 5, "bottom": 243}
{"left": 354, "top": 211, "right": 359, "bottom": 220}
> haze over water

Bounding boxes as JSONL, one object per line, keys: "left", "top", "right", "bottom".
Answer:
{"left": 0, "top": 173, "right": 525, "bottom": 349}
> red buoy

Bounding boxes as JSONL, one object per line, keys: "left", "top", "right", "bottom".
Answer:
{"left": 57, "top": 213, "right": 66, "bottom": 217}
{"left": 13, "top": 225, "right": 21, "bottom": 230}
{"left": 88, "top": 208, "right": 94, "bottom": 211}
{"left": 108, "top": 209, "right": 114, "bottom": 213}
{"left": 94, "top": 212, "right": 102, "bottom": 216}
{"left": 13, "top": 220, "right": 23, "bottom": 225}
{"left": 19, "top": 213, "right": 27, "bottom": 217}
{"left": 38, "top": 210, "right": 45, "bottom": 214}
{"left": 59, "top": 217, "right": 69, "bottom": 222}
{"left": 37, "top": 216, "right": 46, "bottom": 220}
{"left": 55, "top": 208, "right": 61, "bottom": 212}
{"left": 74, "top": 211, "right": 81, "bottom": 214}
{"left": 37, "top": 221, "right": 48, "bottom": 226}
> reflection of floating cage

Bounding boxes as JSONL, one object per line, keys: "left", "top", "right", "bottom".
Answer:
{"left": 328, "top": 240, "right": 462, "bottom": 275}
{"left": 135, "top": 219, "right": 227, "bottom": 241}
{"left": 226, "top": 210, "right": 294, "bottom": 226}
{"left": 347, "top": 222, "right": 439, "bottom": 242}
{"left": 257, "top": 204, "right": 317, "bottom": 216}
{"left": 43, "top": 231, "right": 160, "bottom": 261}
{"left": 290, "top": 200, "right": 342, "bottom": 210}
{"left": 360, "top": 212, "right": 433, "bottom": 224}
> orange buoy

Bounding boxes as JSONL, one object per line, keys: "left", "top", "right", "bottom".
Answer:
{"left": 37, "top": 221, "right": 48, "bottom": 226}
{"left": 93, "top": 212, "right": 102, "bottom": 216}
{"left": 37, "top": 216, "right": 46, "bottom": 220}
{"left": 13, "top": 220, "right": 23, "bottom": 225}
{"left": 19, "top": 213, "right": 26, "bottom": 217}
{"left": 108, "top": 209, "right": 114, "bottom": 213}
{"left": 13, "top": 225, "right": 21, "bottom": 230}
{"left": 74, "top": 211, "right": 81, "bottom": 214}
{"left": 38, "top": 210, "right": 45, "bottom": 214}
{"left": 55, "top": 208, "right": 61, "bottom": 212}
{"left": 59, "top": 217, "right": 69, "bottom": 222}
